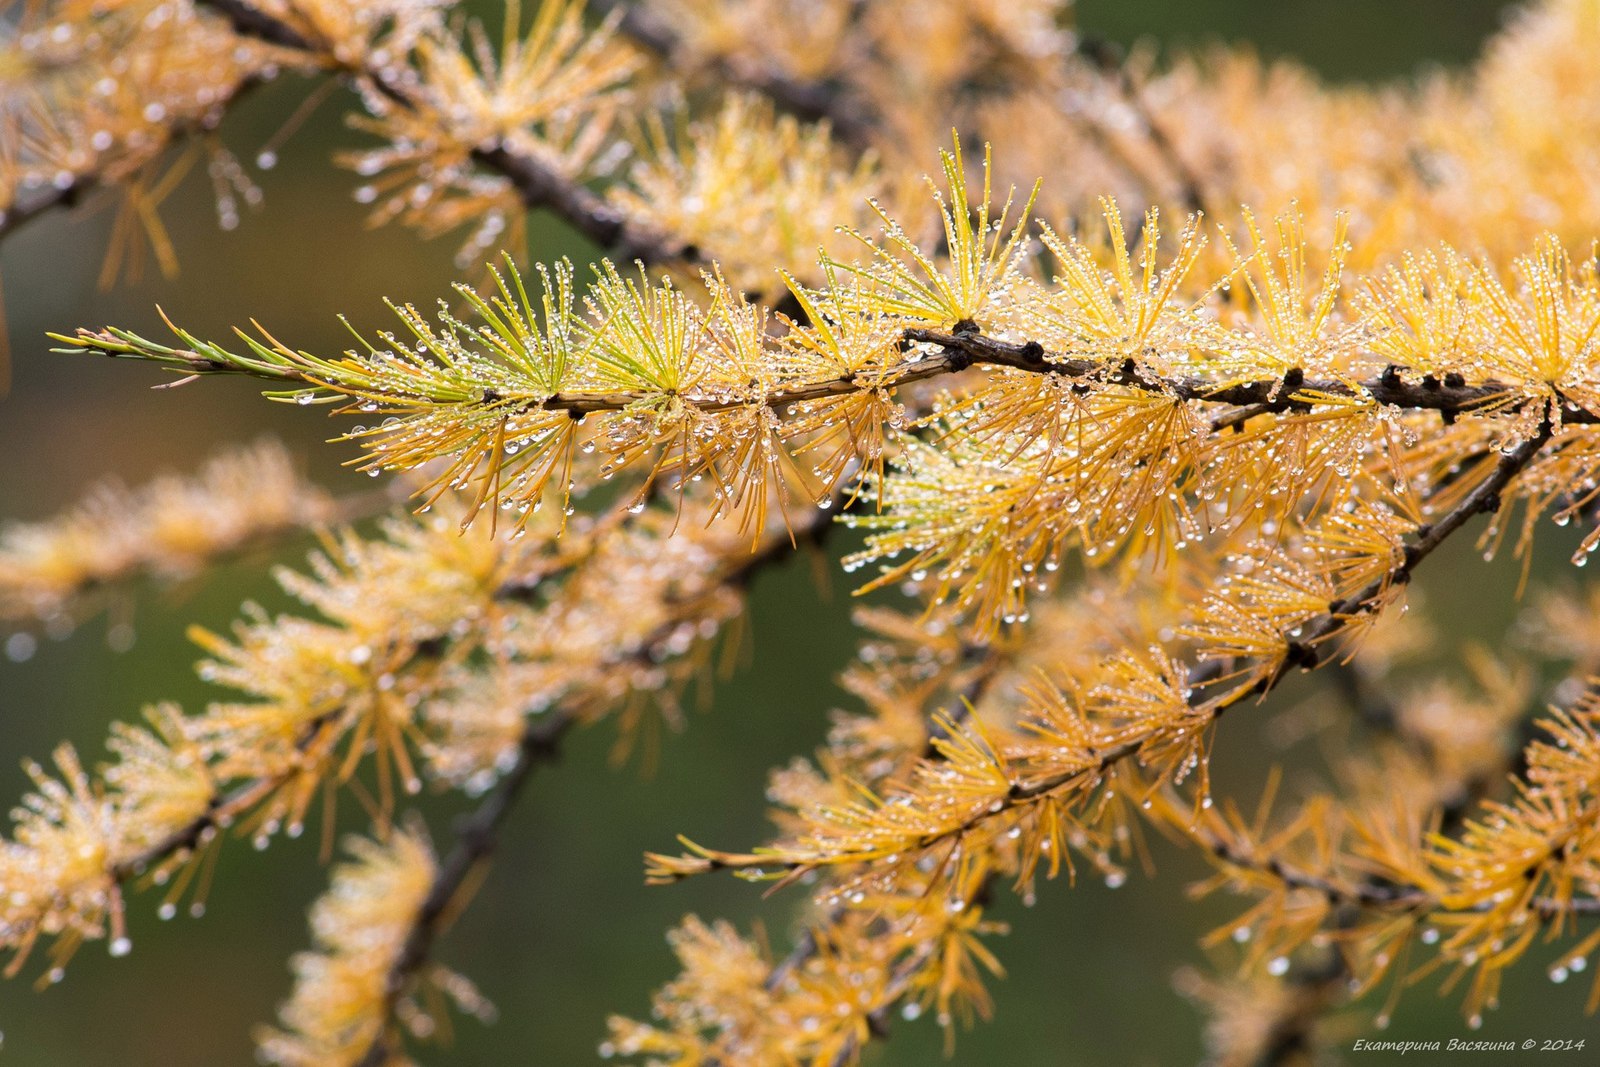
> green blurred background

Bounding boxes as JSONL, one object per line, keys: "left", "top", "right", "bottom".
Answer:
{"left": 4, "top": 2, "right": 1593, "bottom": 1064}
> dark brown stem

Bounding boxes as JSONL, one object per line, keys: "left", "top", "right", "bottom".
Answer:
{"left": 196, "top": 0, "right": 317, "bottom": 51}
{"left": 904, "top": 329, "right": 1600, "bottom": 427}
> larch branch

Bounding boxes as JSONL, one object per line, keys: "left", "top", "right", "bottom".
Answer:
{"left": 64, "top": 322, "right": 1600, "bottom": 436}
{"left": 353, "top": 497, "right": 841, "bottom": 1064}
{"left": 665, "top": 412, "right": 1558, "bottom": 881}
{"left": 904, "top": 329, "right": 1600, "bottom": 428}
{"left": 352, "top": 710, "right": 573, "bottom": 1067}
{"left": 754, "top": 641, "right": 1006, "bottom": 1006}
{"left": 0, "top": 72, "right": 271, "bottom": 245}
{"left": 1188, "top": 806, "right": 1600, "bottom": 919}
{"left": 192, "top": 0, "right": 688, "bottom": 263}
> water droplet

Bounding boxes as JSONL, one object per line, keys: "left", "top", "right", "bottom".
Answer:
{"left": 1267, "top": 956, "right": 1290, "bottom": 976}
{"left": 109, "top": 936, "right": 132, "bottom": 957}
{"left": 5, "top": 632, "right": 37, "bottom": 662}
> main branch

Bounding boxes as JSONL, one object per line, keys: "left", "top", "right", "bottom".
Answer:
{"left": 65, "top": 321, "right": 1600, "bottom": 433}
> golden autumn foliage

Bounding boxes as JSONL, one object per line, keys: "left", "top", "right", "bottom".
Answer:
{"left": 7, "top": 0, "right": 1600, "bottom": 1063}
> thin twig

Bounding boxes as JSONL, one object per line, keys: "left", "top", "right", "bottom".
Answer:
{"left": 904, "top": 329, "right": 1600, "bottom": 428}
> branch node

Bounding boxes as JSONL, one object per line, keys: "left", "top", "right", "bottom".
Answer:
{"left": 1284, "top": 641, "right": 1320, "bottom": 670}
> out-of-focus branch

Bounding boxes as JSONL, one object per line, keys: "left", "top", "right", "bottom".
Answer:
{"left": 1073, "top": 34, "right": 1209, "bottom": 215}
{"left": 591, "top": 0, "right": 877, "bottom": 150}
{"left": 352, "top": 710, "right": 572, "bottom": 1067}
{"left": 352, "top": 497, "right": 841, "bottom": 1065}
{"left": 0, "top": 74, "right": 270, "bottom": 245}
{"left": 194, "top": 0, "right": 688, "bottom": 263}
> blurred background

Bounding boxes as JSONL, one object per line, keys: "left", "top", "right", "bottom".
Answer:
{"left": 3, "top": 1, "right": 1589, "bottom": 1064}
